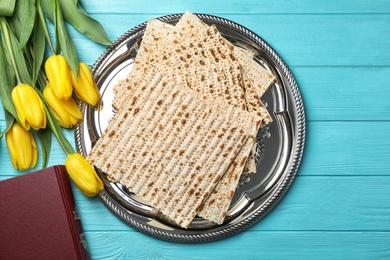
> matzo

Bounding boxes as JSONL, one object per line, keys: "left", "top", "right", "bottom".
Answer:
{"left": 106, "top": 11, "right": 274, "bottom": 225}
{"left": 175, "top": 11, "right": 275, "bottom": 97}
{"left": 112, "top": 16, "right": 256, "bottom": 109}
{"left": 168, "top": 12, "right": 273, "bottom": 175}
{"left": 170, "top": 13, "right": 272, "bottom": 223}
{"left": 205, "top": 21, "right": 273, "bottom": 174}
{"left": 204, "top": 22, "right": 274, "bottom": 175}
{"left": 87, "top": 67, "right": 256, "bottom": 228}
{"left": 112, "top": 19, "right": 174, "bottom": 109}
{"left": 197, "top": 70, "right": 272, "bottom": 224}
{"left": 113, "top": 12, "right": 272, "bottom": 224}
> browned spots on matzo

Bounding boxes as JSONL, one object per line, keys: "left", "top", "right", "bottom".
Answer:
{"left": 108, "top": 130, "right": 115, "bottom": 137}
{"left": 240, "top": 156, "right": 248, "bottom": 167}
{"left": 133, "top": 107, "right": 140, "bottom": 115}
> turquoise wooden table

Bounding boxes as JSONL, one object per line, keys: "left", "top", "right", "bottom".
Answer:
{"left": 1, "top": 0, "right": 390, "bottom": 258}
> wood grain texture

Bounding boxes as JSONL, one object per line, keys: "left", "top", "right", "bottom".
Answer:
{"left": 1, "top": 0, "right": 390, "bottom": 258}
{"left": 84, "top": 231, "right": 390, "bottom": 260}
{"left": 81, "top": 0, "right": 390, "bottom": 14}
{"left": 301, "top": 122, "right": 390, "bottom": 176}
{"left": 294, "top": 67, "right": 390, "bottom": 121}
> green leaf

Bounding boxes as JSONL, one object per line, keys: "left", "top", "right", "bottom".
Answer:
{"left": 0, "top": 109, "right": 15, "bottom": 139}
{"left": 54, "top": 0, "right": 79, "bottom": 77}
{"left": 7, "top": 7, "right": 20, "bottom": 37}
{"left": 31, "top": 12, "right": 46, "bottom": 87}
{"left": 43, "top": 101, "right": 75, "bottom": 155}
{"left": 8, "top": 25, "right": 32, "bottom": 84}
{"left": 42, "top": 0, "right": 55, "bottom": 22}
{"left": 41, "top": 0, "right": 60, "bottom": 53}
{"left": 1, "top": 18, "right": 32, "bottom": 85}
{"left": 37, "top": 0, "right": 55, "bottom": 55}
{"left": 0, "top": 38, "right": 18, "bottom": 120}
{"left": 35, "top": 127, "right": 52, "bottom": 168}
{"left": 59, "top": 0, "right": 112, "bottom": 45}
{"left": 15, "top": 0, "right": 36, "bottom": 50}
{"left": 0, "top": 0, "right": 16, "bottom": 17}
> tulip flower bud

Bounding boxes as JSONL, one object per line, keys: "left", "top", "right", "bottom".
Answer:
{"left": 6, "top": 123, "right": 38, "bottom": 171}
{"left": 71, "top": 62, "right": 100, "bottom": 107}
{"left": 65, "top": 153, "right": 104, "bottom": 197}
{"left": 45, "top": 55, "right": 73, "bottom": 100}
{"left": 11, "top": 84, "right": 47, "bottom": 131}
{"left": 43, "top": 84, "right": 83, "bottom": 128}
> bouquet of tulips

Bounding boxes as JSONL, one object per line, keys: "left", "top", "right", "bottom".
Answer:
{"left": 0, "top": 0, "right": 112, "bottom": 197}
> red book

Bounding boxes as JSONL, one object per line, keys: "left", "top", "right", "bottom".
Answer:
{"left": 0, "top": 165, "right": 90, "bottom": 260}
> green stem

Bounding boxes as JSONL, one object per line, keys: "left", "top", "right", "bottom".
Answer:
{"left": 45, "top": 104, "right": 75, "bottom": 155}
{"left": 0, "top": 17, "right": 21, "bottom": 84}
{"left": 37, "top": 68, "right": 48, "bottom": 91}
{"left": 35, "top": 88, "right": 75, "bottom": 155}
{"left": 37, "top": 0, "right": 56, "bottom": 55}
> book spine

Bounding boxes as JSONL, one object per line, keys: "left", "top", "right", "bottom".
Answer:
{"left": 55, "top": 165, "right": 91, "bottom": 260}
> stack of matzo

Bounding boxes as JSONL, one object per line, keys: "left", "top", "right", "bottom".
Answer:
{"left": 87, "top": 11, "right": 275, "bottom": 228}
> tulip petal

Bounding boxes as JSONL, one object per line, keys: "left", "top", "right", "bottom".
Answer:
{"left": 44, "top": 85, "right": 82, "bottom": 128}
{"left": 65, "top": 153, "right": 104, "bottom": 197}
{"left": 12, "top": 84, "right": 47, "bottom": 131}
{"left": 71, "top": 62, "right": 100, "bottom": 106}
{"left": 45, "top": 55, "right": 73, "bottom": 99}
{"left": 6, "top": 123, "right": 38, "bottom": 171}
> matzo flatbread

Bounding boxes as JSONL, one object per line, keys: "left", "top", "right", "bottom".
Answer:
{"left": 165, "top": 12, "right": 273, "bottom": 175}
{"left": 240, "top": 68, "right": 273, "bottom": 174}
{"left": 174, "top": 12, "right": 273, "bottom": 175}
{"left": 175, "top": 11, "right": 275, "bottom": 96}
{"left": 106, "top": 11, "right": 274, "bottom": 225}
{"left": 113, "top": 15, "right": 257, "bottom": 183}
{"left": 87, "top": 67, "right": 256, "bottom": 228}
{"left": 112, "top": 17, "right": 256, "bottom": 109}
{"left": 112, "top": 19, "right": 174, "bottom": 109}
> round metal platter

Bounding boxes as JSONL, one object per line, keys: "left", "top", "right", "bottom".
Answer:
{"left": 75, "top": 13, "right": 305, "bottom": 243}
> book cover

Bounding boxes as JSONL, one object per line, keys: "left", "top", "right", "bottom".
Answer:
{"left": 0, "top": 165, "right": 90, "bottom": 260}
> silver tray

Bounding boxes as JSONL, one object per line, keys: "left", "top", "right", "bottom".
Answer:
{"left": 75, "top": 13, "right": 305, "bottom": 243}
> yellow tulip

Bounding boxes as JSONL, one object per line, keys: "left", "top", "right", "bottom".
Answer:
{"left": 43, "top": 84, "right": 83, "bottom": 128}
{"left": 45, "top": 55, "right": 73, "bottom": 100}
{"left": 71, "top": 62, "right": 100, "bottom": 107}
{"left": 11, "top": 84, "right": 47, "bottom": 131}
{"left": 65, "top": 153, "right": 104, "bottom": 197}
{"left": 6, "top": 123, "right": 38, "bottom": 171}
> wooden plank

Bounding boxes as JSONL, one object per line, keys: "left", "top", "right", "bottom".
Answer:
{"left": 294, "top": 67, "right": 390, "bottom": 121}
{"left": 81, "top": 0, "right": 390, "bottom": 14}
{"left": 3, "top": 68, "right": 389, "bottom": 123}
{"left": 1, "top": 67, "right": 390, "bottom": 122}
{"left": 66, "top": 175, "right": 390, "bottom": 232}
{"left": 2, "top": 121, "right": 388, "bottom": 177}
{"left": 300, "top": 121, "right": 390, "bottom": 175}
{"left": 84, "top": 231, "right": 390, "bottom": 259}
{"left": 63, "top": 14, "right": 390, "bottom": 67}
{"left": 263, "top": 176, "right": 390, "bottom": 231}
